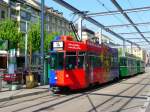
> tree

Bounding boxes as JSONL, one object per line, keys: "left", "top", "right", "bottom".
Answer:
{"left": 28, "top": 22, "right": 60, "bottom": 53}
{"left": 44, "top": 32, "right": 59, "bottom": 53}
{"left": 28, "top": 22, "right": 41, "bottom": 53}
{"left": 27, "top": 22, "right": 59, "bottom": 65}
{"left": 0, "top": 19, "right": 23, "bottom": 49}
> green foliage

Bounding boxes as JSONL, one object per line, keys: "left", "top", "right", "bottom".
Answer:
{"left": 28, "top": 22, "right": 59, "bottom": 53}
{"left": 67, "top": 32, "right": 75, "bottom": 38}
{"left": 28, "top": 22, "right": 41, "bottom": 53}
{"left": 0, "top": 19, "right": 23, "bottom": 49}
{"left": 44, "top": 32, "right": 59, "bottom": 52}
{"left": 0, "top": 40, "right": 8, "bottom": 50}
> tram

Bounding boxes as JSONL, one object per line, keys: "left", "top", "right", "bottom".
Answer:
{"left": 48, "top": 36, "right": 145, "bottom": 91}
{"left": 119, "top": 56, "right": 145, "bottom": 77}
{"left": 48, "top": 35, "right": 119, "bottom": 91}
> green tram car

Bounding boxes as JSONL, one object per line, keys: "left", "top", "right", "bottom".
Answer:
{"left": 119, "top": 56, "right": 145, "bottom": 77}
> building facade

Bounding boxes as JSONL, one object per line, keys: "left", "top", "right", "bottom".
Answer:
{"left": 9, "top": 0, "right": 70, "bottom": 34}
{"left": 0, "top": 0, "right": 71, "bottom": 68}
{"left": 82, "top": 28, "right": 95, "bottom": 42}
{"left": 0, "top": 1, "right": 9, "bottom": 70}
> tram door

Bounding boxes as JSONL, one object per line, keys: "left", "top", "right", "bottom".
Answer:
{"left": 85, "top": 53, "right": 94, "bottom": 84}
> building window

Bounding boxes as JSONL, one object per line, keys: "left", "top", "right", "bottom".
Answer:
{"left": 20, "top": 10, "right": 31, "bottom": 21}
{"left": 52, "top": 17, "right": 55, "bottom": 23}
{"left": 46, "top": 24, "right": 49, "bottom": 32}
{"left": 55, "top": 18, "right": 58, "bottom": 24}
{"left": 46, "top": 15, "right": 49, "bottom": 21}
{"left": 1, "top": 10, "right": 5, "bottom": 19}
{"left": 20, "top": 21, "right": 26, "bottom": 32}
{"left": 11, "top": 8, "right": 19, "bottom": 16}
{"left": 31, "top": 16, "right": 38, "bottom": 23}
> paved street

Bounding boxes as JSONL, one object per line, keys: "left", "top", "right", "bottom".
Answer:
{"left": 0, "top": 68, "right": 150, "bottom": 112}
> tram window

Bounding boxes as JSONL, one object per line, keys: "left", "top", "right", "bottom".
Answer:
{"left": 50, "top": 53, "right": 57, "bottom": 69}
{"left": 91, "top": 56, "right": 102, "bottom": 68}
{"left": 120, "top": 58, "right": 127, "bottom": 66}
{"left": 50, "top": 52, "right": 64, "bottom": 70}
{"left": 78, "top": 52, "right": 85, "bottom": 68}
{"left": 128, "top": 59, "right": 130, "bottom": 67}
{"left": 97, "top": 57, "right": 102, "bottom": 67}
{"left": 66, "top": 52, "right": 76, "bottom": 70}
{"left": 112, "top": 56, "right": 118, "bottom": 68}
{"left": 78, "top": 56, "right": 84, "bottom": 68}
{"left": 57, "top": 53, "right": 64, "bottom": 69}
{"left": 92, "top": 56, "right": 97, "bottom": 68}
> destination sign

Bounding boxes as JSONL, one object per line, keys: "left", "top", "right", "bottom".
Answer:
{"left": 52, "top": 41, "right": 64, "bottom": 51}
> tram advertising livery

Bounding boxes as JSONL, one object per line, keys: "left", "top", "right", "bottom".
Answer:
{"left": 48, "top": 35, "right": 145, "bottom": 92}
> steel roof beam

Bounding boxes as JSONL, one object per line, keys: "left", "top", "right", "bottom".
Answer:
{"left": 125, "top": 37, "right": 150, "bottom": 39}
{"left": 118, "top": 31, "right": 150, "bottom": 35}
{"left": 53, "top": 0, "right": 139, "bottom": 47}
{"left": 111, "top": 0, "right": 150, "bottom": 45}
{"left": 87, "top": 6, "right": 150, "bottom": 17}
{"left": 105, "top": 22, "right": 150, "bottom": 28}
{"left": 134, "top": 41, "right": 148, "bottom": 43}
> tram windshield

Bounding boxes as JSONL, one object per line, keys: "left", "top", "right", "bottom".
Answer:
{"left": 65, "top": 52, "right": 76, "bottom": 70}
{"left": 50, "top": 52, "right": 64, "bottom": 70}
{"left": 65, "top": 52, "right": 85, "bottom": 70}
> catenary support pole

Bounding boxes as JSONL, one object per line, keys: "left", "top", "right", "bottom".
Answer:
{"left": 123, "top": 40, "right": 126, "bottom": 57}
{"left": 25, "top": 21, "right": 28, "bottom": 70}
{"left": 40, "top": 0, "right": 45, "bottom": 85}
{"left": 131, "top": 43, "right": 133, "bottom": 54}
{"left": 78, "top": 16, "right": 82, "bottom": 41}
{"left": 122, "top": 40, "right": 126, "bottom": 56}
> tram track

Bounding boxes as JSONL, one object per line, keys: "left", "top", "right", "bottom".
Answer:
{"left": 0, "top": 93, "right": 64, "bottom": 108}
{"left": 20, "top": 74, "right": 147, "bottom": 112}
{"left": 4, "top": 78, "right": 123, "bottom": 112}
{"left": 0, "top": 93, "right": 66, "bottom": 111}
{"left": 115, "top": 79, "right": 150, "bottom": 111}
{"left": 87, "top": 74, "right": 149, "bottom": 112}
{"left": 94, "top": 76, "right": 150, "bottom": 111}
{"left": 0, "top": 73, "right": 148, "bottom": 112}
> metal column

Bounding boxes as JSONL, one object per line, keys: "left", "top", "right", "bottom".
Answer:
{"left": 25, "top": 21, "right": 28, "bottom": 70}
{"left": 40, "top": 0, "right": 45, "bottom": 85}
{"left": 131, "top": 43, "right": 133, "bottom": 54}
{"left": 78, "top": 16, "right": 82, "bottom": 41}
{"left": 123, "top": 40, "right": 126, "bottom": 57}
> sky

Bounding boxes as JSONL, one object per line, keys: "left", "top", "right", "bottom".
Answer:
{"left": 43, "top": 0, "right": 150, "bottom": 50}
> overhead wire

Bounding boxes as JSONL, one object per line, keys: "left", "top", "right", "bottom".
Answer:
{"left": 96, "top": 0, "right": 136, "bottom": 45}
{"left": 127, "top": 0, "right": 149, "bottom": 45}
{"left": 96, "top": 0, "right": 125, "bottom": 25}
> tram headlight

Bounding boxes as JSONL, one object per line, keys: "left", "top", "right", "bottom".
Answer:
{"left": 54, "top": 77, "right": 57, "bottom": 80}
{"left": 66, "top": 74, "right": 69, "bottom": 78}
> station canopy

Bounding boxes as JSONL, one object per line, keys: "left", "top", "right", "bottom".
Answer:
{"left": 51, "top": 0, "right": 150, "bottom": 50}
